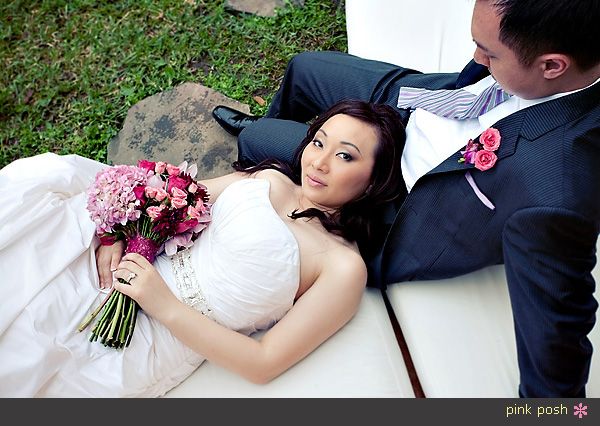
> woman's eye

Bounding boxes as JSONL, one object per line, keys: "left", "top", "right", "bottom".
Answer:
{"left": 337, "top": 152, "right": 353, "bottom": 161}
{"left": 312, "top": 139, "right": 323, "bottom": 148}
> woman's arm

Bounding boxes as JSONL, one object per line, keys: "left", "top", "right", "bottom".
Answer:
{"left": 95, "top": 240, "right": 124, "bottom": 289}
{"left": 199, "top": 172, "right": 247, "bottom": 204}
{"left": 114, "top": 249, "right": 367, "bottom": 384}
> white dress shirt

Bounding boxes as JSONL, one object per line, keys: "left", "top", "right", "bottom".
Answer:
{"left": 398, "top": 75, "right": 592, "bottom": 192}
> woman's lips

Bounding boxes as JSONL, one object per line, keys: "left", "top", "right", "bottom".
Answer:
{"left": 306, "top": 174, "right": 326, "bottom": 187}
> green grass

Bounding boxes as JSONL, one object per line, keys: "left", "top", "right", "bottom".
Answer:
{"left": 0, "top": 0, "right": 347, "bottom": 168}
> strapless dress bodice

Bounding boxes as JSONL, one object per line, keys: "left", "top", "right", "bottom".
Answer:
{"left": 157, "top": 178, "right": 300, "bottom": 335}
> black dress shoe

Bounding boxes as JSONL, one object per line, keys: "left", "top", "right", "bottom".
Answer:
{"left": 211, "top": 105, "right": 262, "bottom": 136}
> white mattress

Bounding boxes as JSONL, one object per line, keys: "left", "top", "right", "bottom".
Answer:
{"left": 165, "top": 288, "right": 415, "bottom": 397}
{"left": 387, "top": 261, "right": 600, "bottom": 397}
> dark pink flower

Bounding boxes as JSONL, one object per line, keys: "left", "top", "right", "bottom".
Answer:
{"left": 460, "top": 139, "right": 479, "bottom": 164}
{"left": 138, "top": 160, "right": 156, "bottom": 172}
{"left": 474, "top": 150, "right": 497, "bottom": 171}
{"left": 167, "top": 175, "right": 190, "bottom": 193}
{"left": 176, "top": 219, "right": 199, "bottom": 234}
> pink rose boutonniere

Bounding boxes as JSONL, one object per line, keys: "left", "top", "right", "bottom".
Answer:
{"left": 459, "top": 127, "right": 501, "bottom": 171}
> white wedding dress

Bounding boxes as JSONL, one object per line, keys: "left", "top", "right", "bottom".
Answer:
{"left": 0, "top": 153, "right": 300, "bottom": 397}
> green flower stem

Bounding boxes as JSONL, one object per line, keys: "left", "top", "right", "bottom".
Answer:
{"left": 107, "top": 292, "right": 124, "bottom": 343}
{"left": 77, "top": 287, "right": 115, "bottom": 332}
{"left": 120, "top": 298, "right": 134, "bottom": 343}
{"left": 90, "top": 289, "right": 119, "bottom": 342}
{"left": 125, "top": 303, "right": 138, "bottom": 347}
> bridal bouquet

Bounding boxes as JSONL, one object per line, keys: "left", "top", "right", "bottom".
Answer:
{"left": 77, "top": 159, "right": 211, "bottom": 349}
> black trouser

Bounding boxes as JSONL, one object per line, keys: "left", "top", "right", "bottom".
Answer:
{"left": 237, "top": 50, "right": 483, "bottom": 164}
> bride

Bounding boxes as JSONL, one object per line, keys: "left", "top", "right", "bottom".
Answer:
{"left": 0, "top": 99, "right": 405, "bottom": 397}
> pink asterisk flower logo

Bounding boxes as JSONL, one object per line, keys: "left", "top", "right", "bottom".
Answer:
{"left": 574, "top": 402, "right": 588, "bottom": 419}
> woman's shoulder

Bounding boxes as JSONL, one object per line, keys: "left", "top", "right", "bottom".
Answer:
{"left": 253, "top": 169, "right": 297, "bottom": 204}
{"left": 321, "top": 241, "right": 368, "bottom": 287}
{"left": 254, "top": 168, "right": 295, "bottom": 188}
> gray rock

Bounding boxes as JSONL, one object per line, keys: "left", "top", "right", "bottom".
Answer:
{"left": 108, "top": 82, "right": 250, "bottom": 179}
{"left": 226, "top": 0, "right": 304, "bottom": 17}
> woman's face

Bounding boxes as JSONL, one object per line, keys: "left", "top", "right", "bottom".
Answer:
{"left": 300, "top": 113, "right": 378, "bottom": 210}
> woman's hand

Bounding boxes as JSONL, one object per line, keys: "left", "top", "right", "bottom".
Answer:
{"left": 95, "top": 241, "right": 124, "bottom": 289}
{"left": 113, "top": 253, "right": 180, "bottom": 321}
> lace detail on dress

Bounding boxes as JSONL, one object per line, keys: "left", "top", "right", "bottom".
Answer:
{"left": 170, "top": 249, "right": 214, "bottom": 320}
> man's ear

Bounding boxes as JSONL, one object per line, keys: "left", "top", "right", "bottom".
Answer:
{"left": 539, "top": 54, "right": 571, "bottom": 80}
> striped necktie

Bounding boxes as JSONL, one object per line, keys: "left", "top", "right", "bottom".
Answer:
{"left": 397, "top": 81, "right": 511, "bottom": 119}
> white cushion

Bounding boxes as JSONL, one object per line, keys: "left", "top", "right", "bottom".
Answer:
{"left": 346, "top": 0, "right": 476, "bottom": 73}
{"left": 387, "top": 252, "right": 600, "bottom": 397}
{"left": 165, "top": 288, "right": 414, "bottom": 397}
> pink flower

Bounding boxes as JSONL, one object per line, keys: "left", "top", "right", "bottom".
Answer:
{"left": 146, "top": 205, "right": 164, "bottom": 220}
{"left": 171, "top": 197, "right": 188, "bottom": 209}
{"left": 459, "top": 127, "right": 501, "bottom": 171}
{"left": 176, "top": 219, "right": 198, "bottom": 234}
{"left": 155, "top": 161, "right": 167, "bottom": 174}
{"left": 187, "top": 205, "right": 200, "bottom": 219}
{"left": 133, "top": 185, "right": 146, "bottom": 201}
{"left": 166, "top": 164, "right": 180, "bottom": 176}
{"left": 171, "top": 186, "right": 187, "bottom": 199}
{"left": 146, "top": 174, "right": 164, "bottom": 189}
{"left": 188, "top": 182, "right": 198, "bottom": 194}
{"left": 480, "top": 127, "right": 501, "bottom": 151}
{"left": 86, "top": 165, "right": 149, "bottom": 234}
{"left": 164, "top": 232, "right": 194, "bottom": 256}
{"left": 145, "top": 186, "right": 158, "bottom": 198}
{"left": 155, "top": 188, "right": 169, "bottom": 202}
{"left": 137, "top": 160, "right": 156, "bottom": 173}
{"left": 474, "top": 150, "right": 497, "bottom": 171}
{"left": 167, "top": 175, "right": 190, "bottom": 193}
{"left": 461, "top": 139, "right": 480, "bottom": 165}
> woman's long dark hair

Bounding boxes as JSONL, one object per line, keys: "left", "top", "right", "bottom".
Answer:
{"left": 233, "top": 99, "right": 406, "bottom": 251}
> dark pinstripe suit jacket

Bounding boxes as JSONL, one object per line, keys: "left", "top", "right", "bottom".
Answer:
{"left": 371, "top": 70, "right": 600, "bottom": 396}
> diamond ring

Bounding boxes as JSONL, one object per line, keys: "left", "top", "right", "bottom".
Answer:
{"left": 127, "top": 272, "right": 137, "bottom": 283}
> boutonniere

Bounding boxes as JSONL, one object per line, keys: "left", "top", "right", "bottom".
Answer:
{"left": 459, "top": 127, "right": 501, "bottom": 171}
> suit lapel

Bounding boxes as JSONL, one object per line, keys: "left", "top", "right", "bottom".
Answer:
{"left": 426, "top": 112, "right": 524, "bottom": 176}
{"left": 424, "top": 80, "right": 600, "bottom": 177}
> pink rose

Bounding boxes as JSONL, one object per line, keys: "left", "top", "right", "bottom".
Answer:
{"left": 171, "top": 186, "right": 187, "bottom": 199}
{"left": 144, "top": 186, "right": 158, "bottom": 198}
{"left": 171, "top": 197, "right": 188, "bottom": 209}
{"left": 155, "top": 188, "right": 169, "bottom": 202}
{"left": 188, "top": 182, "right": 198, "bottom": 194}
{"left": 166, "top": 164, "right": 181, "bottom": 176}
{"left": 187, "top": 205, "right": 201, "bottom": 219}
{"left": 474, "top": 150, "right": 498, "bottom": 171}
{"left": 480, "top": 127, "right": 501, "bottom": 151}
{"left": 146, "top": 205, "right": 164, "bottom": 220}
{"left": 155, "top": 161, "right": 167, "bottom": 174}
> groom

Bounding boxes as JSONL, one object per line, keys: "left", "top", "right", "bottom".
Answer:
{"left": 211, "top": 0, "right": 600, "bottom": 397}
